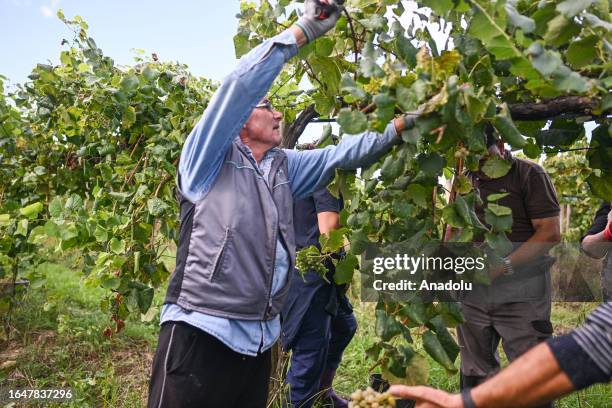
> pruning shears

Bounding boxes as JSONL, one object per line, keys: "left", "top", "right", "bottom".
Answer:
{"left": 316, "top": 0, "right": 345, "bottom": 20}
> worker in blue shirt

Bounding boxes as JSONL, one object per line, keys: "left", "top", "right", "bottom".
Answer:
{"left": 147, "top": 1, "right": 418, "bottom": 407}
{"left": 282, "top": 188, "right": 357, "bottom": 408}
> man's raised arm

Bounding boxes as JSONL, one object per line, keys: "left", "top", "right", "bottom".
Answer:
{"left": 286, "top": 116, "right": 413, "bottom": 200}
{"left": 178, "top": 1, "right": 341, "bottom": 202}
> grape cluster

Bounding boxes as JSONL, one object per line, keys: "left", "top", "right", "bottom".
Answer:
{"left": 295, "top": 247, "right": 328, "bottom": 278}
{"left": 349, "top": 387, "right": 396, "bottom": 408}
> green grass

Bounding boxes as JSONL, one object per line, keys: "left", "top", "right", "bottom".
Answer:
{"left": 1, "top": 260, "right": 164, "bottom": 407}
{"left": 1, "top": 258, "right": 610, "bottom": 407}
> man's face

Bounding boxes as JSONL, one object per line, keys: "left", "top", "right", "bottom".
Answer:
{"left": 242, "top": 99, "right": 283, "bottom": 147}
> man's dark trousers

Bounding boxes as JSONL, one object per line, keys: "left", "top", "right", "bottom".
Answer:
{"left": 148, "top": 322, "right": 271, "bottom": 408}
{"left": 284, "top": 285, "right": 357, "bottom": 408}
{"left": 458, "top": 300, "right": 554, "bottom": 408}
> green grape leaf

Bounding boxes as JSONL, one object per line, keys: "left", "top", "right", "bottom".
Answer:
{"left": 422, "top": 330, "right": 457, "bottom": 372}
{"left": 376, "top": 310, "right": 403, "bottom": 341}
{"left": 505, "top": 1, "right": 535, "bottom": 33}
{"left": 137, "top": 286, "right": 154, "bottom": 314}
{"left": 395, "top": 35, "right": 418, "bottom": 68}
{"left": 381, "top": 155, "right": 405, "bottom": 181}
{"left": 349, "top": 229, "right": 370, "bottom": 255}
{"left": 15, "top": 219, "right": 29, "bottom": 236}
{"left": 337, "top": 109, "right": 368, "bottom": 134}
{"left": 109, "top": 237, "right": 126, "bottom": 255}
{"left": 586, "top": 172, "right": 612, "bottom": 201}
{"left": 543, "top": 15, "right": 581, "bottom": 47}
{"left": 557, "top": 0, "right": 595, "bottom": 18}
{"left": 320, "top": 227, "right": 348, "bottom": 253}
{"left": 485, "top": 208, "right": 514, "bottom": 232}
{"left": 454, "top": 175, "right": 472, "bottom": 194}
{"left": 487, "top": 192, "right": 509, "bottom": 202}
{"left": 359, "top": 41, "right": 384, "bottom": 78}
{"left": 94, "top": 225, "right": 108, "bottom": 243}
{"left": 393, "top": 201, "right": 413, "bottom": 218}
{"left": 485, "top": 232, "right": 513, "bottom": 256}
{"left": 401, "top": 302, "right": 428, "bottom": 325}
{"left": 120, "top": 75, "right": 139, "bottom": 92}
{"left": 334, "top": 254, "right": 359, "bottom": 284}
{"left": 523, "top": 139, "right": 542, "bottom": 159}
{"left": 566, "top": 36, "right": 599, "bottom": 69}
{"left": 382, "top": 353, "right": 429, "bottom": 386}
{"left": 20, "top": 202, "right": 44, "bottom": 219}
{"left": 482, "top": 156, "right": 512, "bottom": 179}
{"left": 587, "top": 125, "right": 612, "bottom": 170}
{"left": 340, "top": 73, "right": 366, "bottom": 99}
{"left": 122, "top": 106, "right": 136, "bottom": 128}
{"left": 493, "top": 106, "right": 526, "bottom": 148}
{"left": 314, "top": 37, "right": 334, "bottom": 57}
{"left": 487, "top": 203, "right": 512, "bottom": 217}
{"left": 417, "top": 153, "right": 446, "bottom": 177}
{"left": 443, "top": 205, "right": 466, "bottom": 228}
{"left": 428, "top": 315, "right": 460, "bottom": 362}
{"left": 406, "top": 184, "right": 429, "bottom": 208}
{"left": 147, "top": 198, "right": 170, "bottom": 217}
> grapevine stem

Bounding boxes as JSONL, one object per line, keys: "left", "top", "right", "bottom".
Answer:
{"left": 121, "top": 153, "right": 146, "bottom": 192}
{"left": 360, "top": 102, "right": 376, "bottom": 114}
{"left": 343, "top": 9, "right": 360, "bottom": 80}
{"left": 153, "top": 156, "right": 178, "bottom": 198}
{"left": 270, "top": 68, "right": 299, "bottom": 99}
{"left": 351, "top": 18, "right": 399, "bottom": 58}
{"left": 154, "top": 173, "right": 172, "bottom": 198}
{"left": 368, "top": 360, "right": 382, "bottom": 372}
{"left": 467, "top": 55, "right": 488, "bottom": 79}
{"left": 129, "top": 133, "right": 145, "bottom": 158}
{"left": 444, "top": 147, "right": 464, "bottom": 242}
{"left": 302, "top": 61, "right": 325, "bottom": 88}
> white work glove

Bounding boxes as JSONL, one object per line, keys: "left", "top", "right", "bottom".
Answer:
{"left": 295, "top": 0, "right": 343, "bottom": 43}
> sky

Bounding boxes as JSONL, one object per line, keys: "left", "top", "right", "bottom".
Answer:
{"left": 0, "top": 0, "right": 241, "bottom": 85}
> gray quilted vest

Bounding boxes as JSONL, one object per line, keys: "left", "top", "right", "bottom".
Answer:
{"left": 165, "top": 141, "right": 295, "bottom": 320}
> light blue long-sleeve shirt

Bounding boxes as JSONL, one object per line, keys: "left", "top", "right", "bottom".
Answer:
{"left": 162, "top": 29, "right": 399, "bottom": 356}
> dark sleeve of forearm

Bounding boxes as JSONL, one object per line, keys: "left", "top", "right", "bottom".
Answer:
{"left": 581, "top": 202, "right": 611, "bottom": 241}
{"left": 547, "top": 302, "right": 612, "bottom": 390}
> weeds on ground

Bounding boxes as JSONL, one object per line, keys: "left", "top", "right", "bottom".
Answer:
{"left": 0, "top": 259, "right": 609, "bottom": 407}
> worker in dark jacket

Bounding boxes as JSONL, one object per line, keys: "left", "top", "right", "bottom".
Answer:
{"left": 282, "top": 188, "right": 357, "bottom": 408}
{"left": 581, "top": 202, "right": 612, "bottom": 301}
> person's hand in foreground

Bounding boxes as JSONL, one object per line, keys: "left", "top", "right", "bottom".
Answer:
{"left": 388, "top": 385, "right": 462, "bottom": 408}
{"left": 388, "top": 339, "right": 584, "bottom": 408}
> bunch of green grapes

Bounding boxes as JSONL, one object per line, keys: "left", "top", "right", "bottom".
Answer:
{"left": 349, "top": 387, "right": 396, "bottom": 408}
{"left": 295, "top": 246, "right": 329, "bottom": 279}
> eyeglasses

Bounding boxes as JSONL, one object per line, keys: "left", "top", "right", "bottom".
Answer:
{"left": 255, "top": 100, "right": 274, "bottom": 112}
